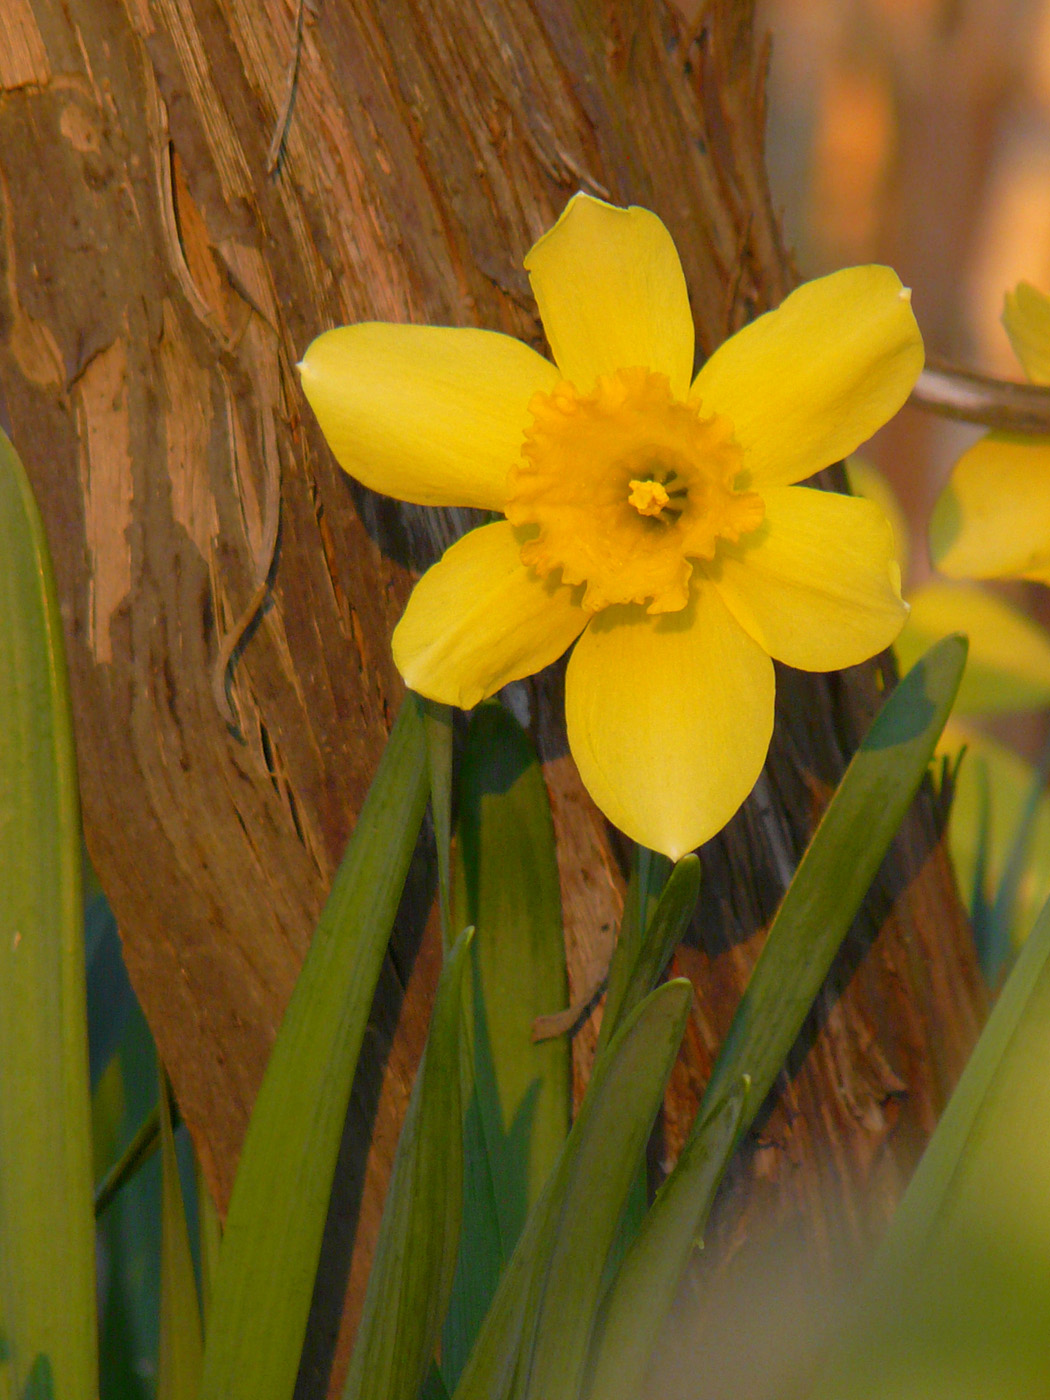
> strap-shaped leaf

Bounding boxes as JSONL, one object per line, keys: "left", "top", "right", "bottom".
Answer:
{"left": 197, "top": 1158, "right": 223, "bottom": 1331}
{"left": 443, "top": 702, "right": 569, "bottom": 1388}
{"left": 585, "top": 635, "right": 967, "bottom": 1400}
{"left": 582, "top": 1080, "right": 747, "bottom": 1400}
{"left": 453, "top": 981, "right": 691, "bottom": 1400}
{"left": 518, "top": 980, "right": 692, "bottom": 1400}
{"left": 701, "top": 635, "right": 966, "bottom": 1124}
{"left": 809, "top": 892, "right": 1050, "bottom": 1397}
{"left": 199, "top": 695, "right": 429, "bottom": 1400}
{"left": 598, "top": 854, "right": 700, "bottom": 1054}
{"left": 422, "top": 699, "right": 454, "bottom": 949}
{"left": 342, "top": 926, "right": 472, "bottom": 1400}
{"left": 0, "top": 428, "right": 96, "bottom": 1399}
{"left": 596, "top": 852, "right": 700, "bottom": 1275}
{"left": 157, "top": 1068, "right": 203, "bottom": 1400}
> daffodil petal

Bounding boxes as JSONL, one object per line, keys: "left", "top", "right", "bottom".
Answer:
{"left": 708, "top": 487, "right": 906, "bottom": 671}
{"left": 930, "top": 433, "right": 1050, "bottom": 584}
{"left": 1003, "top": 282, "right": 1050, "bottom": 386}
{"left": 524, "top": 193, "right": 694, "bottom": 399}
{"left": 690, "top": 266, "right": 923, "bottom": 487}
{"left": 392, "top": 521, "right": 587, "bottom": 708}
{"left": 896, "top": 580, "right": 1050, "bottom": 716}
{"left": 845, "top": 455, "right": 911, "bottom": 579}
{"left": 299, "top": 324, "right": 559, "bottom": 510}
{"left": 565, "top": 584, "right": 774, "bottom": 859}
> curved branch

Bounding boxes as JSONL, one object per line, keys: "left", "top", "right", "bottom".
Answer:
{"left": 911, "top": 357, "right": 1050, "bottom": 434}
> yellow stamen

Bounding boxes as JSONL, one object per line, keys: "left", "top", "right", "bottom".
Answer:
{"left": 506, "top": 367, "right": 764, "bottom": 614}
{"left": 628, "top": 479, "right": 670, "bottom": 517}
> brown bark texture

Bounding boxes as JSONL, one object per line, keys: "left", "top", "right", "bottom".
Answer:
{"left": 0, "top": 0, "right": 985, "bottom": 1370}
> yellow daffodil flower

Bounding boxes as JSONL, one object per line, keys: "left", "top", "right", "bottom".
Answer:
{"left": 898, "top": 581, "right": 1050, "bottom": 954}
{"left": 931, "top": 282, "right": 1050, "bottom": 583}
{"left": 299, "top": 194, "right": 921, "bottom": 858}
{"left": 897, "top": 579, "right": 1050, "bottom": 716}
{"left": 852, "top": 456, "right": 1050, "bottom": 953}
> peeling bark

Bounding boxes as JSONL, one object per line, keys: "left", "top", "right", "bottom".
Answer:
{"left": 0, "top": 0, "right": 984, "bottom": 1379}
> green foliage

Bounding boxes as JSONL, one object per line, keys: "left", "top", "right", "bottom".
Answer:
{"left": 0, "top": 428, "right": 96, "bottom": 1400}
{"left": 452, "top": 981, "right": 692, "bottom": 1400}
{"left": 422, "top": 699, "right": 455, "bottom": 949}
{"left": 599, "top": 852, "right": 699, "bottom": 1053}
{"left": 19, "top": 1355, "right": 55, "bottom": 1400}
{"left": 597, "top": 850, "right": 700, "bottom": 1272}
{"left": 442, "top": 702, "right": 570, "bottom": 1387}
{"left": 94, "top": 1004, "right": 162, "bottom": 1399}
{"left": 198, "top": 695, "right": 430, "bottom": 1400}
{"left": 196, "top": 1159, "right": 222, "bottom": 1330}
{"left": 342, "top": 927, "right": 472, "bottom": 1400}
{"left": 4, "top": 410, "right": 1029, "bottom": 1400}
{"left": 582, "top": 1080, "right": 748, "bottom": 1400}
{"left": 810, "top": 886, "right": 1050, "bottom": 1398}
{"left": 583, "top": 633, "right": 968, "bottom": 1400}
{"left": 157, "top": 1067, "right": 203, "bottom": 1400}
{"left": 516, "top": 981, "right": 692, "bottom": 1400}
{"left": 701, "top": 634, "right": 967, "bottom": 1126}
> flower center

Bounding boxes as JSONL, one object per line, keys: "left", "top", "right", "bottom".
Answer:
{"left": 505, "top": 367, "right": 765, "bottom": 614}
{"left": 628, "top": 478, "right": 672, "bottom": 517}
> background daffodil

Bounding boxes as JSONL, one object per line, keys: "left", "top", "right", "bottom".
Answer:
{"left": 299, "top": 193, "right": 922, "bottom": 859}
{"left": 850, "top": 456, "right": 1050, "bottom": 968}
{"left": 931, "top": 282, "right": 1050, "bottom": 584}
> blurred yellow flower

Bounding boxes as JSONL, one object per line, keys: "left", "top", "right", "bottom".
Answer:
{"left": 897, "top": 579, "right": 1050, "bottom": 717}
{"left": 897, "top": 580, "right": 1050, "bottom": 958}
{"left": 931, "top": 282, "right": 1050, "bottom": 583}
{"left": 300, "top": 194, "right": 920, "bottom": 858}
{"left": 851, "top": 455, "right": 1050, "bottom": 959}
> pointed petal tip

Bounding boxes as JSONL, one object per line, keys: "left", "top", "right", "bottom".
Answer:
{"left": 297, "top": 323, "right": 557, "bottom": 510}
{"left": 524, "top": 193, "right": 694, "bottom": 396}
{"left": 565, "top": 587, "right": 774, "bottom": 859}
{"left": 392, "top": 522, "right": 586, "bottom": 710}
{"left": 691, "top": 264, "right": 924, "bottom": 489}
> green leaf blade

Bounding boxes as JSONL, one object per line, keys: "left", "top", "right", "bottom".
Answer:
{"left": 0, "top": 429, "right": 96, "bottom": 1399}
{"left": 582, "top": 1080, "right": 748, "bottom": 1400}
{"left": 456, "top": 702, "right": 570, "bottom": 1227}
{"left": 702, "top": 633, "right": 968, "bottom": 1128}
{"left": 342, "top": 926, "right": 472, "bottom": 1400}
{"left": 443, "top": 702, "right": 569, "bottom": 1387}
{"left": 198, "top": 695, "right": 430, "bottom": 1400}
{"left": 810, "top": 891, "right": 1050, "bottom": 1398}
{"left": 519, "top": 980, "right": 692, "bottom": 1400}
{"left": 157, "top": 1068, "right": 203, "bottom": 1400}
{"left": 452, "top": 981, "right": 691, "bottom": 1400}
{"left": 422, "top": 699, "right": 454, "bottom": 950}
{"left": 586, "top": 635, "right": 967, "bottom": 1400}
{"left": 599, "top": 854, "right": 700, "bottom": 1053}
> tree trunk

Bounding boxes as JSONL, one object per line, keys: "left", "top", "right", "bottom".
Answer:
{"left": 0, "top": 0, "right": 984, "bottom": 1378}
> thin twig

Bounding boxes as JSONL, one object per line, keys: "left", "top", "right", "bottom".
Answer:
{"left": 267, "top": 0, "right": 306, "bottom": 174}
{"left": 721, "top": 212, "right": 752, "bottom": 341}
{"left": 211, "top": 393, "right": 284, "bottom": 729}
{"left": 94, "top": 1104, "right": 164, "bottom": 1216}
{"left": 910, "top": 356, "right": 1050, "bottom": 435}
{"left": 532, "top": 970, "right": 609, "bottom": 1042}
{"left": 212, "top": 575, "right": 273, "bottom": 726}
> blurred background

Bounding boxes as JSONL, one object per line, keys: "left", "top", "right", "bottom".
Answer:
{"left": 757, "top": 0, "right": 1048, "bottom": 574}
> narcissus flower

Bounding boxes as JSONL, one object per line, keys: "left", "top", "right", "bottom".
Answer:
{"left": 853, "top": 456, "right": 1050, "bottom": 959}
{"left": 300, "top": 194, "right": 921, "bottom": 858}
{"left": 932, "top": 282, "right": 1050, "bottom": 583}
